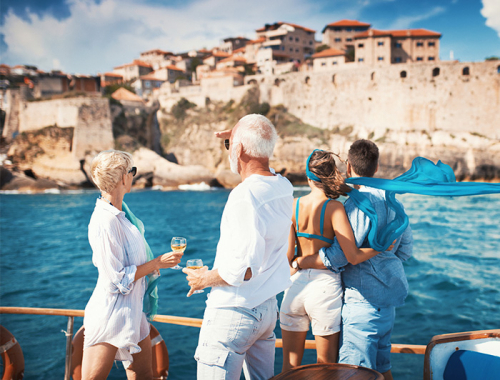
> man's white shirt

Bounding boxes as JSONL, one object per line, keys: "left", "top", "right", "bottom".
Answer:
{"left": 206, "top": 171, "right": 294, "bottom": 309}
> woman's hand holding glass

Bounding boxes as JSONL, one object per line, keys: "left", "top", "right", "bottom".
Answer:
{"left": 157, "top": 251, "right": 183, "bottom": 269}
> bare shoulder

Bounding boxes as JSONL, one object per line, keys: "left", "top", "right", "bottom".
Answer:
{"left": 327, "top": 199, "right": 345, "bottom": 211}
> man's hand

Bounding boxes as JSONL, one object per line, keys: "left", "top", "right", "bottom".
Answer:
{"left": 214, "top": 130, "right": 231, "bottom": 139}
{"left": 182, "top": 266, "right": 209, "bottom": 297}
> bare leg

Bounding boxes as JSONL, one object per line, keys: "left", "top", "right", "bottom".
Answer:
{"left": 281, "top": 330, "right": 308, "bottom": 372}
{"left": 314, "top": 332, "right": 340, "bottom": 364}
{"left": 382, "top": 370, "right": 394, "bottom": 380}
{"left": 82, "top": 343, "right": 118, "bottom": 380}
{"left": 126, "top": 335, "right": 153, "bottom": 380}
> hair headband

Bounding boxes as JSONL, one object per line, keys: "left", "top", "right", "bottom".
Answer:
{"left": 306, "top": 149, "right": 323, "bottom": 182}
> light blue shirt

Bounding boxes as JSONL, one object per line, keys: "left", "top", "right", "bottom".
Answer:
{"left": 319, "top": 187, "right": 413, "bottom": 308}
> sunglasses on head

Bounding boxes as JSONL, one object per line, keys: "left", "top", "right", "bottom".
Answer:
{"left": 128, "top": 167, "right": 137, "bottom": 177}
{"left": 224, "top": 139, "right": 230, "bottom": 150}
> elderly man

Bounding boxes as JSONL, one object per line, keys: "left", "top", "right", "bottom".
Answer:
{"left": 183, "top": 114, "right": 293, "bottom": 379}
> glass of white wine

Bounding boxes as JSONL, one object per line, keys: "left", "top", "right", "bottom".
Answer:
{"left": 170, "top": 237, "right": 187, "bottom": 270}
{"left": 186, "top": 259, "right": 204, "bottom": 294}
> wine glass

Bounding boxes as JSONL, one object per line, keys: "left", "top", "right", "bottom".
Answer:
{"left": 170, "top": 237, "right": 186, "bottom": 270}
{"left": 186, "top": 259, "right": 204, "bottom": 294}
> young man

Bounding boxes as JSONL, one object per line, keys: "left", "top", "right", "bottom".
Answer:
{"left": 183, "top": 114, "right": 294, "bottom": 380}
{"left": 296, "top": 140, "right": 413, "bottom": 380}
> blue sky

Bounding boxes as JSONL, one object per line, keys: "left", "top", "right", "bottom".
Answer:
{"left": 1, "top": 0, "right": 499, "bottom": 74}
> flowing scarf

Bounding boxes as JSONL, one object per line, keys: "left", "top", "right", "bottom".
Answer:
{"left": 122, "top": 201, "right": 160, "bottom": 321}
{"left": 306, "top": 152, "right": 500, "bottom": 252}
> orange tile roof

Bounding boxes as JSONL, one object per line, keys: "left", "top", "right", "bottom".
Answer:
{"left": 355, "top": 28, "right": 441, "bottom": 39}
{"left": 390, "top": 28, "right": 441, "bottom": 37}
{"left": 219, "top": 56, "right": 247, "bottom": 63}
{"left": 0, "top": 64, "right": 10, "bottom": 68}
{"left": 111, "top": 87, "right": 144, "bottom": 103}
{"left": 114, "top": 59, "right": 152, "bottom": 69}
{"left": 103, "top": 72, "right": 123, "bottom": 78}
{"left": 246, "top": 37, "right": 266, "bottom": 45}
{"left": 233, "top": 47, "right": 246, "bottom": 54}
{"left": 311, "top": 48, "right": 345, "bottom": 58}
{"left": 212, "top": 51, "right": 231, "bottom": 58}
{"left": 141, "top": 49, "right": 174, "bottom": 56}
{"left": 165, "top": 65, "right": 184, "bottom": 72}
{"left": 139, "top": 74, "right": 166, "bottom": 81}
{"left": 326, "top": 19, "right": 371, "bottom": 27}
{"left": 272, "top": 52, "right": 290, "bottom": 59}
{"left": 256, "top": 22, "right": 316, "bottom": 33}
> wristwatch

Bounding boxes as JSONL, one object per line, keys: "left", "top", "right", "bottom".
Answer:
{"left": 291, "top": 257, "right": 301, "bottom": 270}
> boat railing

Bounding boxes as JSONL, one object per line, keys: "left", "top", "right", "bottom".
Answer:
{"left": 0, "top": 306, "right": 426, "bottom": 379}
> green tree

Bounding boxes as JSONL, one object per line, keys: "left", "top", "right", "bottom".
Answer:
{"left": 171, "top": 98, "right": 197, "bottom": 120}
{"left": 315, "top": 44, "right": 330, "bottom": 53}
{"left": 485, "top": 56, "right": 499, "bottom": 61}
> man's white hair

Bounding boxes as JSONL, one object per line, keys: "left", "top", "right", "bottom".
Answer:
{"left": 232, "top": 114, "right": 278, "bottom": 159}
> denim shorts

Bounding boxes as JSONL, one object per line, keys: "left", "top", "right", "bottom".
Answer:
{"left": 195, "top": 297, "right": 278, "bottom": 380}
{"left": 338, "top": 302, "right": 396, "bottom": 374}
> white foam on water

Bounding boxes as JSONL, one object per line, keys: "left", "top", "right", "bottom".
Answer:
{"left": 178, "top": 182, "right": 212, "bottom": 191}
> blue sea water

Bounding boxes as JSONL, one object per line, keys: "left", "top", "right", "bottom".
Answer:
{"left": 1, "top": 189, "right": 499, "bottom": 379}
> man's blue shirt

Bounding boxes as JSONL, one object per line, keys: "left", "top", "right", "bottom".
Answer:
{"left": 319, "top": 187, "right": 413, "bottom": 307}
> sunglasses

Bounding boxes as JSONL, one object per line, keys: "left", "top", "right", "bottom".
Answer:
{"left": 128, "top": 167, "right": 137, "bottom": 177}
{"left": 224, "top": 139, "right": 230, "bottom": 150}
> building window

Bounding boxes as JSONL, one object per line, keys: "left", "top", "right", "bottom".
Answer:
{"left": 295, "top": 37, "right": 299, "bottom": 42}
{"left": 358, "top": 58, "right": 364, "bottom": 62}
{"left": 289, "top": 36, "right": 293, "bottom": 41}
{"left": 282, "top": 46, "right": 285, "bottom": 51}
{"left": 371, "top": 72, "right": 376, "bottom": 80}
{"left": 333, "top": 61, "right": 337, "bottom": 65}
{"left": 322, "top": 62, "right": 326, "bottom": 66}
{"left": 296, "top": 49, "right": 299, "bottom": 52}
{"left": 305, "top": 76, "right": 310, "bottom": 84}
{"left": 416, "top": 42, "right": 424, "bottom": 47}
{"left": 309, "top": 41, "right": 313, "bottom": 45}
{"left": 346, "top": 38, "right": 353, "bottom": 42}
{"left": 332, "top": 74, "right": 336, "bottom": 84}
{"left": 428, "top": 41, "right": 435, "bottom": 47}
{"left": 335, "top": 38, "right": 341, "bottom": 42}
{"left": 462, "top": 67, "right": 470, "bottom": 75}
{"left": 334, "top": 27, "right": 341, "bottom": 32}
{"left": 377, "top": 41, "right": 384, "bottom": 46}
{"left": 358, "top": 43, "right": 364, "bottom": 48}
{"left": 497, "top": 65, "right": 500, "bottom": 74}
{"left": 394, "top": 42, "right": 402, "bottom": 48}
{"left": 417, "top": 57, "right": 423, "bottom": 61}
{"left": 144, "top": 81, "right": 150, "bottom": 88}
{"left": 400, "top": 70, "right": 407, "bottom": 78}
{"left": 428, "top": 56, "right": 435, "bottom": 61}
{"left": 394, "top": 57, "right": 402, "bottom": 63}
{"left": 432, "top": 67, "right": 440, "bottom": 77}
{"left": 290, "top": 48, "right": 293, "bottom": 52}
{"left": 378, "top": 56, "right": 384, "bottom": 61}
{"left": 346, "top": 28, "right": 352, "bottom": 32}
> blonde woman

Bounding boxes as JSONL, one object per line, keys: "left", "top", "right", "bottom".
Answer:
{"left": 82, "top": 150, "right": 182, "bottom": 380}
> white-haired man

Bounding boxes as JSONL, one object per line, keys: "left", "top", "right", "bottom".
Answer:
{"left": 183, "top": 114, "right": 293, "bottom": 379}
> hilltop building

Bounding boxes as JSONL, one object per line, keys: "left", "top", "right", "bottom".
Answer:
{"left": 355, "top": 29, "right": 441, "bottom": 65}
{"left": 113, "top": 60, "right": 153, "bottom": 82}
{"left": 311, "top": 48, "right": 346, "bottom": 71}
{"left": 101, "top": 72, "right": 123, "bottom": 87}
{"left": 322, "top": 19, "right": 371, "bottom": 59}
{"left": 254, "top": 22, "right": 316, "bottom": 63}
{"left": 139, "top": 49, "right": 178, "bottom": 70}
{"left": 218, "top": 37, "right": 250, "bottom": 54}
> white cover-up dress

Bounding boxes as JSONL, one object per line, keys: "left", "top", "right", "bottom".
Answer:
{"left": 83, "top": 200, "right": 150, "bottom": 368}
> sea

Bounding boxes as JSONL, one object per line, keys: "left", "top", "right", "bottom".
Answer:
{"left": 1, "top": 188, "right": 499, "bottom": 379}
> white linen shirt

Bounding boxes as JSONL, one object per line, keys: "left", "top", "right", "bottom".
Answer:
{"left": 83, "top": 200, "right": 150, "bottom": 367}
{"left": 206, "top": 172, "right": 294, "bottom": 309}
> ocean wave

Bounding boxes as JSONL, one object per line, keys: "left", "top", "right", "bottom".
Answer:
{"left": 178, "top": 182, "right": 214, "bottom": 191}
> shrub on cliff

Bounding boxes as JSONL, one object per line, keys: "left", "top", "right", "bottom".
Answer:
{"left": 172, "top": 98, "right": 197, "bottom": 120}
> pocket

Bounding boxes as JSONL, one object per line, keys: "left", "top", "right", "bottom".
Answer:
{"left": 195, "top": 346, "right": 229, "bottom": 367}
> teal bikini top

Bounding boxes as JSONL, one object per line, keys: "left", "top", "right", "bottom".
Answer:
{"left": 295, "top": 197, "right": 335, "bottom": 244}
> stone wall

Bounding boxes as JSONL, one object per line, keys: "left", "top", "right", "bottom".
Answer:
{"left": 17, "top": 97, "right": 114, "bottom": 159}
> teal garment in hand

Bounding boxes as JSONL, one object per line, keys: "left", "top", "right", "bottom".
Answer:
{"left": 122, "top": 201, "right": 160, "bottom": 321}
{"left": 344, "top": 157, "right": 500, "bottom": 252}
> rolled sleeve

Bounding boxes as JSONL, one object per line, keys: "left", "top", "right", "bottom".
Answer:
{"left": 320, "top": 239, "right": 349, "bottom": 273}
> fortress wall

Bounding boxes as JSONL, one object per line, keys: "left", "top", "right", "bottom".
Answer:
{"left": 266, "top": 61, "right": 500, "bottom": 139}
{"left": 18, "top": 97, "right": 113, "bottom": 158}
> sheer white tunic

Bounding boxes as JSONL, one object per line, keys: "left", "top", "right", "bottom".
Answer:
{"left": 83, "top": 200, "right": 150, "bottom": 367}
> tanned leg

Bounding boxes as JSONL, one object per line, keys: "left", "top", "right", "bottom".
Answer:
{"left": 82, "top": 343, "right": 118, "bottom": 380}
{"left": 281, "top": 330, "right": 308, "bottom": 372}
{"left": 125, "top": 335, "right": 153, "bottom": 380}
{"left": 382, "top": 370, "right": 394, "bottom": 380}
{"left": 314, "top": 332, "right": 340, "bottom": 364}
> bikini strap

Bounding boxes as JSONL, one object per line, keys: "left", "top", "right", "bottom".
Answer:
{"left": 295, "top": 197, "right": 301, "bottom": 232}
{"left": 319, "top": 199, "right": 331, "bottom": 236}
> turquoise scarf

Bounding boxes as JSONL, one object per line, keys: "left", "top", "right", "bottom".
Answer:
{"left": 122, "top": 201, "right": 160, "bottom": 321}
{"left": 344, "top": 157, "right": 500, "bottom": 252}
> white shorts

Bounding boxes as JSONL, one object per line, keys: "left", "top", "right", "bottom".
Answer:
{"left": 280, "top": 269, "right": 343, "bottom": 336}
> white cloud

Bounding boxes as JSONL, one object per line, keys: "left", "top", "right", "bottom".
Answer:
{"left": 0, "top": 0, "right": 345, "bottom": 74}
{"left": 481, "top": 0, "right": 500, "bottom": 38}
{"left": 387, "top": 6, "right": 446, "bottom": 30}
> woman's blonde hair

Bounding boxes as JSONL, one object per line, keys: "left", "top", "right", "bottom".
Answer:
{"left": 90, "top": 150, "right": 133, "bottom": 193}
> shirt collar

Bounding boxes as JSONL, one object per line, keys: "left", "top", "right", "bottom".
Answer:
{"left": 95, "top": 198, "right": 124, "bottom": 216}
